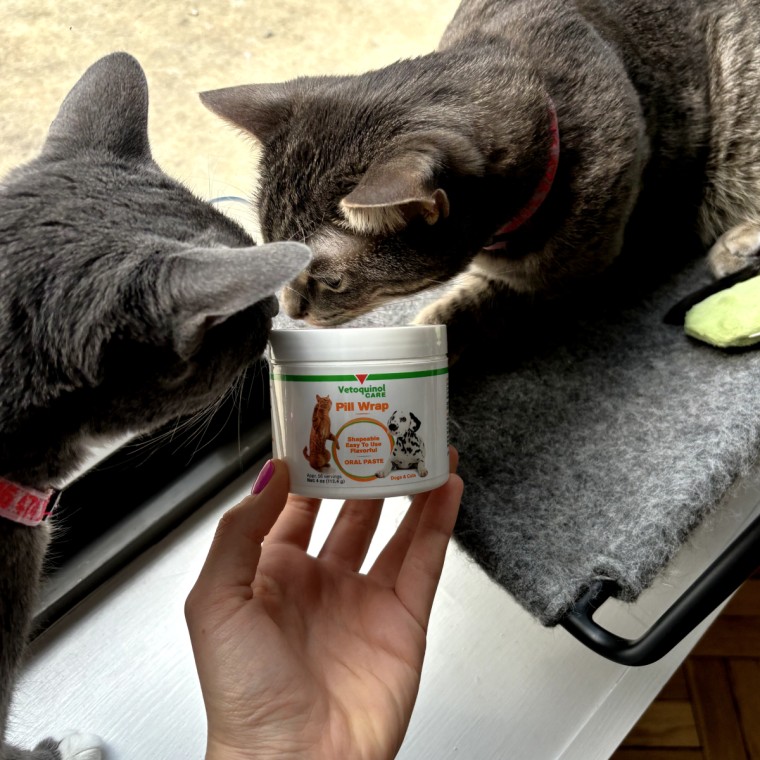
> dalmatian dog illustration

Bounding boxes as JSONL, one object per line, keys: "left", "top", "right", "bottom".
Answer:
{"left": 376, "top": 410, "right": 428, "bottom": 478}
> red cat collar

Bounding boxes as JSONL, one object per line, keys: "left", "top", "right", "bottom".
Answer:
{"left": 483, "top": 98, "right": 560, "bottom": 250}
{"left": 0, "top": 478, "right": 59, "bottom": 526}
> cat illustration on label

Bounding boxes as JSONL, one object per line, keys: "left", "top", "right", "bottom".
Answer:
{"left": 303, "top": 394, "right": 339, "bottom": 471}
{"left": 376, "top": 411, "right": 428, "bottom": 479}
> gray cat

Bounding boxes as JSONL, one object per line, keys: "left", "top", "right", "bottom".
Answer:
{"left": 0, "top": 53, "right": 309, "bottom": 759}
{"left": 200, "top": 0, "right": 760, "bottom": 359}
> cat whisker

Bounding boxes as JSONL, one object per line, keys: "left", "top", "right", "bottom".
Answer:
{"left": 126, "top": 379, "right": 238, "bottom": 463}
{"left": 236, "top": 372, "right": 247, "bottom": 460}
{"left": 124, "top": 411, "right": 207, "bottom": 455}
{"left": 124, "top": 412, "right": 210, "bottom": 465}
{"left": 178, "top": 385, "right": 237, "bottom": 458}
{"left": 282, "top": 283, "right": 307, "bottom": 299}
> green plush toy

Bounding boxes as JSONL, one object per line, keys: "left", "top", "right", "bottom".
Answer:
{"left": 685, "top": 273, "right": 760, "bottom": 348}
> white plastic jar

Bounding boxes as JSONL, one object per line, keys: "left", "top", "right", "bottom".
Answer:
{"left": 268, "top": 326, "right": 448, "bottom": 498}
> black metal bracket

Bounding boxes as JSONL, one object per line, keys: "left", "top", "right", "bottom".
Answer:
{"left": 560, "top": 513, "right": 760, "bottom": 666}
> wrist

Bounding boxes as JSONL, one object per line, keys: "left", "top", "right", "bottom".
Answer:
{"left": 206, "top": 735, "right": 312, "bottom": 760}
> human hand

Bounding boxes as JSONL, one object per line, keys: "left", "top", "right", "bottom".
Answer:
{"left": 185, "top": 451, "right": 463, "bottom": 760}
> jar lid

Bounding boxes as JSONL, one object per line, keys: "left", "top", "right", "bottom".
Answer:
{"left": 268, "top": 325, "right": 447, "bottom": 363}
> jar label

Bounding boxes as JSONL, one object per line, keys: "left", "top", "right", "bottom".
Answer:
{"left": 270, "top": 365, "right": 448, "bottom": 496}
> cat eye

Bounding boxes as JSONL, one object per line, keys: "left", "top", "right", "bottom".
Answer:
{"left": 318, "top": 275, "right": 344, "bottom": 292}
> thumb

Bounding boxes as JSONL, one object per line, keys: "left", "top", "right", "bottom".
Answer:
{"left": 189, "top": 459, "right": 290, "bottom": 602}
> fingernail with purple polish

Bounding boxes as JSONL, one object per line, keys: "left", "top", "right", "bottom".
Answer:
{"left": 251, "top": 459, "right": 275, "bottom": 495}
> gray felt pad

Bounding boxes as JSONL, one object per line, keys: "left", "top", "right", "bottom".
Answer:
{"left": 275, "top": 258, "right": 760, "bottom": 625}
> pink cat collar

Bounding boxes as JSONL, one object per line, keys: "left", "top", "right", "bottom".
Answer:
{"left": 0, "top": 478, "right": 59, "bottom": 526}
{"left": 483, "top": 98, "right": 560, "bottom": 250}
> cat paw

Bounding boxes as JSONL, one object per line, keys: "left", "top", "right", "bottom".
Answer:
{"left": 708, "top": 222, "right": 760, "bottom": 278}
{"left": 413, "top": 298, "right": 456, "bottom": 328}
{"left": 412, "top": 270, "right": 514, "bottom": 365}
{"left": 56, "top": 733, "right": 104, "bottom": 760}
{"left": 412, "top": 302, "right": 466, "bottom": 365}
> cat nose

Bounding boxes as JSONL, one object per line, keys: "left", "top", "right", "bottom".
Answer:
{"left": 281, "top": 275, "right": 310, "bottom": 319}
{"left": 282, "top": 293, "right": 309, "bottom": 319}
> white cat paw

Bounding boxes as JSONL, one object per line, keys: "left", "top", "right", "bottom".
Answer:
{"left": 56, "top": 732, "right": 104, "bottom": 760}
{"left": 708, "top": 221, "right": 760, "bottom": 278}
{"left": 412, "top": 299, "right": 453, "bottom": 327}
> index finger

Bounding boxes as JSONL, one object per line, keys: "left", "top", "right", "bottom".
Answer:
{"left": 189, "top": 459, "right": 290, "bottom": 602}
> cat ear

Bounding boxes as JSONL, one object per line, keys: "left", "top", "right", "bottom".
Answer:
{"left": 340, "top": 151, "right": 450, "bottom": 235}
{"left": 340, "top": 130, "right": 482, "bottom": 235}
{"left": 43, "top": 52, "right": 152, "bottom": 161}
{"left": 167, "top": 241, "right": 311, "bottom": 358}
{"left": 199, "top": 83, "right": 293, "bottom": 142}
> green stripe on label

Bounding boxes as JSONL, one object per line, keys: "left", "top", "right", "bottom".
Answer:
{"left": 270, "top": 367, "right": 448, "bottom": 382}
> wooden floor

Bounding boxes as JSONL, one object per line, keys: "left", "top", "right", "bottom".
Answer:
{"left": 611, "top": 568, "right": 760, "bottom": 760}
